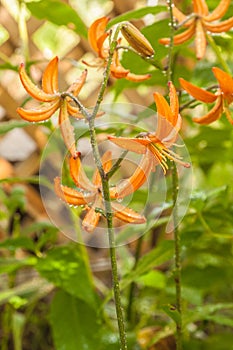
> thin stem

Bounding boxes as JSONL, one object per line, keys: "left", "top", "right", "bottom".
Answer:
{"left": 107, "top": 150, "right": 128, "bottom": 179}
{"left": 167, "top": 0, "right": 175, "bottom": 82}
{"left": 206, "top": 34, "right": 231, "bottom": 75}
{"left": 167, "top": 1, "right": 183, "bottom": 349}
{"left": 171, "top": 162, "right": 183, "bottom": 350}
{"left": 87, "top": 25, "right": 128, "bottom": 349}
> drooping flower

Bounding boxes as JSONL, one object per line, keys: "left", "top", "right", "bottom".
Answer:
{"left": 108, "top": 82, "right": 190, "bottom": 198}
{"left": 159, "top": 0, "right": 233, "bottom": 59}
{"left": 17, "top": 57, "right": 95, "bottom": 158}
{"left": 54, "top": 151, "right": 146, "bottom": 233}
{"left": 179, "top": 67, "right": 233, "bottom": 125}
{"left": 85, "top": 17, "right": 151, "bottom": 82}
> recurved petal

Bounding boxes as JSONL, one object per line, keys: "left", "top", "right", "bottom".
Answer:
{"left": 193, "top": 0, "right": 209, "bottom": 16}
{"left": 82, "top": 195, "right": 103, "bottom": 232}
{"left": 92, "top": 150, "right": 112, "bottom": 186}
{"left": 59, "top": 98, "right": 79, "bottom": 159}
{"left": 212, "top": 67, "right": 233, "bottom": 97}
{"left": 159, "top": 23, "right": 195, "bottom": 46}
{"left": 204, "top": 16, "right": 233, "bottom": 33}
{"left": 224, "top": 107, "right": 233, "bottom": 125}
{"left": 54, "top": 177, "right": 94, "bottom": 206}
{"left": 179, "top": 77, "right": 217, "bottom": 102}
{"left": 110, "top": 65, "right": 130, "bottom": 79}
{"left": 66, "top": 69, "right": 88, "bottom": 97}
{"left": 204, "top": 0, "right": 230, "bottom": 22}
{"left": 108, "top": 136, "right": 149, "bottom": 154}
{"left": 19, "top": 63, "right": 58, "bottom": 102}
{"left": 69, "top": 156, "right": 96, "bottom": 192}
{"left": 168, "top": 81, "right": 179, "bottom": 125}
{"left": 125, "top": 72, "right": 151, "bottom": 82}
{"left": 113, "top": 151, "right": 156, "bottom": 199}
{"left": 112, "top": 202, "right": 146, "bottom": 224}
{"left": 42, "top": 56, "right": 59, "bottom": 94}
{"left": 193, "top": 96, "right": 223, "bottom": 124}
{"left": 195, "top": 19, "right": 206, "bottom": 60}
{"left": 88, "top": 17, "right": 109, "bottom": 53}
{"left": 173, "top": 6, "right": 188, "bottom": 24}
{"left": 16, "top": 100, "right": 60, "bottom": 122}
{"left": 153, "top": 92, "right": 173, "bottom": 122}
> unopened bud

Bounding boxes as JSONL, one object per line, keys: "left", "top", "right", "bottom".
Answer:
{"left": 121, "top": 22, "right": 154, "bottom": 57}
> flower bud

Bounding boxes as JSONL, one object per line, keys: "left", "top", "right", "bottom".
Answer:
{"left": 121, "top": 22, "right": 154, "bottom": 57}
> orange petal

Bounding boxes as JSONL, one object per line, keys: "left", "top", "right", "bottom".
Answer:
{"left": 212, "top": 67, "right": 233, "bottom": 97}
{"left": 153, "top": 92, "right": 173, "bottom": 122}
{"left": 54, "top": 177, "right": 94, "bottom": 206}
{"left": 111, "top": 65, "right": 130, "bottom": 79}
{"left": 179, "top": 77, "right": 217, "bottom": 102}
{"left": 224, "top": 107, "right": 233, "bottom": 125}
{"left": 159, "top": 23, "right": 195, "bottom": 46}
{"left": 193, "top": 0, "right": 209, "bottom": 16}
{"left": 19, "top": 63, "right": 58, "bottom": 102}
{"left": 204, "top": 17, "right": 233, "bottom": 33}
{"left": 17, "top": 100, "right": 60, "bottom": 122}
{"left": 113, "top": 151, "right": 156, "bottom": 199}
{"left": 204, "top": 0, "right": 230, "bottom": 22}
{"left": 69, "top": 156, "right": 96, "bottom": 192}
{"left": 168, "top": 81, "right": 179, "bottom": 125}
{"left": 112, "top": 202, "right": 146, "bottom": 224}
{"left": 88, "top": 17, "right": 109, "bottom": 53}
{"left": 108, "top": 136, "right": 148, "bottom": 154}
{"left": 42, "top": 56, "right": 59, "bottom": 94}
{"left": 66, "top": 69, "right": 87, "bottom": 97}
{"left": 195, "top": 19, "right": 206, "bottom": 60}
{"left": 82, "top": 195, "right": 103, "bottom": 232}
{"left": 59, "top": 98, "right": 79, "bottom": 159}
{"left": 125, "top": 72, "right": 151, "bottom": 82}
{"left": 92, "top": 150, "right": 112, "bottom": 187}
{"left": 193, "top": 96, "right": 223, "bottom": 124}
{"left": 173, "top": 6, "right": 188, "bottom": 24}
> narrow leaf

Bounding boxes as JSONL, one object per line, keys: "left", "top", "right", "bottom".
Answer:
{"left": 0, "top": 120, "right": 29, "bottom": 135}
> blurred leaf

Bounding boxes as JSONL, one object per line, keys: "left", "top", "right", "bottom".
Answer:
{"left": 0, "top": 176, "right": 52, "bottom": 189}
{"left": 107, "top": 6, "right": 167, "bottom": 28}
{"left": 0, "top": 120, "right": 29, "bottom": 135}
{"left": 136, "top": 270, "right": 166, "bottom": 289}
{"left": 0, "top": 62, "right": 18, "bottom": 71}
{"left": 162, "top": 304, "right": 181, "bottom": 324}
{"left": 0, "top": 257, "right": 37, "bottom": 274}
{"left": 26, "top": 0, "right": 87, "bottom": 38}
{"left": 0, "top": 237, "right": 34, "bottom": 252}
{"left": 50, "top": 290, "right": 101, "bottom": 350}
{"left": 121, "top": 240, "right": 174, "bottom": 288}
{"left": 36, "top": 245, "right": 97, "bottom": 308}
{"left": 184, "top": 303, "right": 233, "bottom": 325}
{"left": 12, "top": 312, "right": 25, "bottom": 350}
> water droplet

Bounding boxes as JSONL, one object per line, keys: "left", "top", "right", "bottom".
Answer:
{"left": 116, "top": 197, "right": 123, "bottom": 203}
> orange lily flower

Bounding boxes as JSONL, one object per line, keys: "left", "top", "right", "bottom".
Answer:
{"left": 54, "top": 151, "right": 146, "bottom": 233}
{"left": 159, "top": 0, "right": 233, "bottom": 59}
{"left": 108, "top": 82, "right": 190, "bottom": 198}
{"left": 179, "top": 67, "right": 233, "bottom": 125}
{"left": 86, "top": 17, "right": 151, "bottom": 82}
{"left": 17, "top": 57, "right": 92, "bottom": 158}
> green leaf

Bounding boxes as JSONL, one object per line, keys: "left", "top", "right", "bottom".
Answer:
{"left": 0, "top": 237, "right": 34, "bottom": 252}
{"left": 26, "top": 0, "right": 87, "bottom": 38}
{"left": 36, "top": 245, "right": 97, "bottom": 308}
{"left": 0, "top": 257, "right": 37, "bottom": 274}
{"left": 0, "top": 120, "right": 29, "bottom": 135}
{"left": 107, "top": 6, "right": 167, "bottom": 28}
{"left": 136, "top": 270, "right": 166, "bottom": 289}
{"left": 121, "top": 240, "right": 174, "bottom": 289}
{"left": 50, "top": 290, "right": 101, "bottom": 350}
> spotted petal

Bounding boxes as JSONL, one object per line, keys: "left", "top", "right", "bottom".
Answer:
{"left": 42, "top": 56, "right": 59, "bottom": 94}
{"left": 19, "top": 63, "right": 58, "bottom": 102}
{"left": 193, "top": 96, "right": 223, "bottom": 124}
{"left": 179, "top": 78, "right": 217, "bottom": 103}
{"left": 112, "top": 202, "right": 146, "bottom": 224}
{"left": 54, "top": 177, "right": 95, "bottom": 206}
{"left": 17, "top": 100, "right": 60, "bottom": 122}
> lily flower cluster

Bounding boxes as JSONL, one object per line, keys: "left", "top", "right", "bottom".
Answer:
{"left": 180, "top": 67, "right": 233, "bottom": 125}
{"left": 159, "top": 0, "right": 233, "bottom": 59}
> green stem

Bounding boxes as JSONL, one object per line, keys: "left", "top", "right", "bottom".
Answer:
{"left": 206, "top": 34, "right": 231, "bottom": 75}
{"left": 87, "top": 25, "right": 128, "bottom": 349}
{"left": 171, "top": 162, "right": 183, "bottom": 350}
{"left": 167, "top": 1, "right": 183, "bottom": 348}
